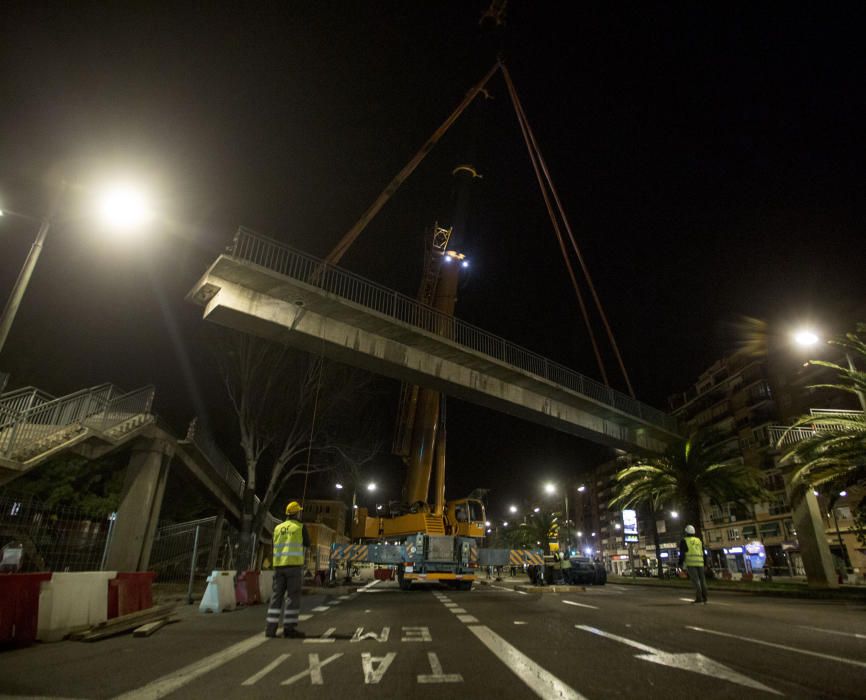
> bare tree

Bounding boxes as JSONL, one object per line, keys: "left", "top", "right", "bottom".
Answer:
{"left": 213, "top": 330, "right": 370, "bottom": 569}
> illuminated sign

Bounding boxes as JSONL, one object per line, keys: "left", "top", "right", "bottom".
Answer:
{"left": 622, "top": 509, "right": 639, "bottom": 543}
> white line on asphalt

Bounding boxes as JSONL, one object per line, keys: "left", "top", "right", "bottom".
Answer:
{"left": 686, "top": 626, "right": 866, "bottom": 669}
{"left": 678, "top": 597, "right": 730, "bottom": 606}
{"left": 457, "top": 615, "right": 479, "bottom": 623}
{"left": 513, "top": 621, "right": 528, "bottom": 625}
{"left": 443, "top": 602, "right": 458, "bottom": 608}
{"left": 577, "top": 625, "right": 779, "bottom": 694}
{"left": 338, "top": 595, "right": 352, "bottom": 600}
{"left": 798, "top": 625, "right": 866, "bottom": 640}
{"left": 563, "top": 600, "right": 599, "bottom": 610}
{"left": 449, "top": 608, "right": 468, "bottom": 614}
{"left": 359, "top": 580, "right": 380, "bottom": 591}
{"left": 490, "top": 584, "right": 518, "bottom": 593}
{"left": 468, "top": 625, "right": 586, "bottom": 700}
{"left": 299, "top": 614, "right": 313, "bottom": 621}
{"left": 113, "top": 634, "right": 268, "bottom": 700}
{"left": 312, "top": 606, "right": 330, "bottom": 612}
{"left": 241, "top": 653, "right": 290, "bottom": 686}
{"left": 515, "top": 589, "right": 528, "bottom": 595}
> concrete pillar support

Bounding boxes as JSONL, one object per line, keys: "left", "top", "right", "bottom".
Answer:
{"left": 105, "top": 437, "right": 174, "bottom": 572}
{"left": 789, "top": 487, "right": 838, "bottom": 588}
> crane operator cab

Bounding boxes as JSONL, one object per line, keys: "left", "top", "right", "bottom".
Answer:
{"left": 446, "top": 498, "right": 486, "bottom": 539}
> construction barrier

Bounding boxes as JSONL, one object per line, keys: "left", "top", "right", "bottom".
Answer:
{"left": 199, "top": 570, "right": 237, "bottom": 613}
{"left": 108, "top": 572, "right": 156, "bottom": 619}
{"left": 258, "top": 569, "right": 274, "bottom": 602}
{"left": 0, "top": 573, "right": 52, "bottom": 646}
{"left": 37, "top": 572, "right": 118, "bottom": 642}
{"left": 235, "top": 570, "right": 261, "bottom": 605}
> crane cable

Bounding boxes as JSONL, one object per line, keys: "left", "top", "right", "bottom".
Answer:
{"left": 499, "top": 64, "right": 608, "bottom": 387}
{"left": 500, "top": 62, "right": 636, "bottom": 398}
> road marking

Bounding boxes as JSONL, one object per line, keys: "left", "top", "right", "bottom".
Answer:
{"left": 351, "top": 627, "right": 390, "bottom": 642}
{"left": 359, "top": 580, "right": 381, "bottom": 591}
{"left": 312, "top": 606, "right": 330, "bottom": 612}
{"left": 304, "top": 627, "right": 336, "bottom": 644}
{"left": 577, "top": 625, "right": 779, "bottom": 694}
{"left": 563, "top": 600, "right": 599, "bottom": 610}
{"left": 113, "top": 634, "right": 268, "bottom": 700}
{"left": 798, "top": 625, "right": 866, "bottom": 640}
{"left": 686, "top": 626, "right": 866, "bottom": 669}
{"left": 417, "top": 652, "right": 463, "bottom": 683}
{"left": 299, "top": 614, "right": 313, "bottom": 621}
{"left": 443, "top": 602, "right": 458, "bottom": 608}
{"left": 457, "top": 614, "right": 479, "bottom": 623}
{"left": 449, "top": 607, "right": 468, "bottom": 614}
{"left": 402, "top": 626, "right": 432, "bottom": 642}
{"left": 281, "top": 653, "right": 343, "bottom": 685}
{"left": 469, "top": 625, "right": 585, "bottom": 700}
{"left": 361, "top": 652, "right": 397, "bottom": 684}
{"left": 241, "top": 653, "right": 289, "bottom": 686}
{"left": 338, "top": 595, "right": 352, "bottom": 600}
{"left": 678, "top": 597, "right": 730, "bottom": 606}
{"left": 515, "top": 589, "right": 528, "bottom": 595}
{"left": 513, "top": 621, "right": 528, "bottom": 625}
{"left": 328, "top": 600, "right": 341, "bottom": 605}
{"left": 490, "top": 584, "right": 518, "bottom": 593}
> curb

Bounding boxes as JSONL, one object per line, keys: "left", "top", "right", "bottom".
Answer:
{"left": 607, "top": 577, "right": 866, "bottom": 601}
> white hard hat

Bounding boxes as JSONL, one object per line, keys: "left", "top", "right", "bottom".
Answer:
{"left": 685, "top": 525, "right": 696, "bottom": 535}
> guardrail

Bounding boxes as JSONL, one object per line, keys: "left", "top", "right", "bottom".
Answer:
{"left": 769, "top": 409, "right": 864, "bottom": 448}
{"left": 0, "top": 383, "right": 153, "bottom": 460}
{"left": 183, "top": 418, "right": 281, "bottom": 533}
{"left": 229, "top": 227, "right": 679, "bottom": 435}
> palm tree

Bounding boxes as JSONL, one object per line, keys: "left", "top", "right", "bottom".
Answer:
{"left": 779, "top": 325, "right": 866, "bottom": 487}
{"left": 505, "top": 510, "right": 558, "bottom": 553}
{"left": 610, "top": 430, "right": 767, "bottom": 541}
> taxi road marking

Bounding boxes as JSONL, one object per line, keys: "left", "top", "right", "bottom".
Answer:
{"left": 241, "top": 653, "right": 289, "bottom": 686}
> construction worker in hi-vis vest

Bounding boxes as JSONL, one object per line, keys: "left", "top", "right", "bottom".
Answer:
{"left": 677, "top": 524, "right": 708, "bottom": 604}
{"left": 266, "top": 501, "right": 309, "bottom": 638}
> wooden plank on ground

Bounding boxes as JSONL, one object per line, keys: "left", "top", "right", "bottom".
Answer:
{"left": 133, "top": 619, "right": 169, "bottom": 637}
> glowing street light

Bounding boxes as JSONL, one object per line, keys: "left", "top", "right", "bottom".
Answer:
{"left": 95, "top": 183, "right": 154, "bottom": 232}
{"left": 0, "top": 179, "right": 155, "bottom": 356}
{"left": 544, "top": 482, "right": 556, "bottom": 495}
{"left": 670, "top": 511, "right": 679, "bottom": 519}
{"left": 509, "top": 505, "right": 518, "bottom": 514}
{"left": 366, "top": 482, "right": 377, "bottom": 492}
{"left": 502, "top": 521, "right": 509, "bottom": 527}
{"left": 839, "top": 490, "right": 848, "bottom": 497}
{"left": 577, "top": 485, "right": 586, "bottom": 493}
{"left": 533, "top": 507, "right": 540, "bottom": 513}
{"left": 335, "top": 483, "right": 344, "bottom": 490}
{"left": 793, "top": 329, "right": 820, "bottom": 347}
{"left": 485, "top": 521, "right": 491, "bottom": 527}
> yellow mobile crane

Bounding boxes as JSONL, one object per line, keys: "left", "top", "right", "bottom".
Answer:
{"left": 350, "top": 165, "right": 487, "bottom": 590}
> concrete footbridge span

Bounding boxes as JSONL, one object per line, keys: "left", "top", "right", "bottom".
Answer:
{"left": 188, "top": 228, "right": 681, "bottom": 453}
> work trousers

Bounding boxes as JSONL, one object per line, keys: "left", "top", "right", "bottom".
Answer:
{"left": 266, "top": 566, "right": 303, "bottom": 633}
{"left": 687, "top": 565, "right": 708, "bottom": 602}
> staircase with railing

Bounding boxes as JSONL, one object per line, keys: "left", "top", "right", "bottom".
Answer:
{"left": 0, "top": 382, "right": 156, "bottom": 483}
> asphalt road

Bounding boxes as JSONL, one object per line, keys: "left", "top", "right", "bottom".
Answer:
{"left": 1, "top": 580, "right": 864, "bottom": 699}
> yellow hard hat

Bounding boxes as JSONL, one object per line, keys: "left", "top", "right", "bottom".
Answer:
{"left": 285, "top": 501, "right": 303, "bottom": 515}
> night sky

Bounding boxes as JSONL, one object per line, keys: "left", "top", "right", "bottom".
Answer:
{"left": 2, "top": 3, "right": 864, "bottom": 519}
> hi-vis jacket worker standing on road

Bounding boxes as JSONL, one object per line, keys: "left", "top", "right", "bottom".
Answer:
{"left": 678, "top": 524, "right": 708, "bottom": 604}
{"left": 266, "top": 501, "right": 310, "bottom": 638}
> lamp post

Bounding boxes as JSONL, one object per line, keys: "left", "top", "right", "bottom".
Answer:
{"left": 0, "top": 180, "right": 155, "bottom": 357}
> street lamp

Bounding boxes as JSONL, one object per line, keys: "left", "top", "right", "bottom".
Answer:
{"left": 509, "top": 505, "right": 518, "bottom": 514}
{"left": 0, "top": 180, "right": 155, "bottom": 356}
{"left": 335, "top": 483, "right": 343, "bottom": 490}
{"left": 670, "top": 511, "right": 679, "bottom": 519}
{"left": 367, "top": 482, "right": 376, "bottom": 491}
{"left": 544, "top": 482, "right": 556, "bottom": 495}
{"left": 793, "top": 327, "right": 866, "bottom": 411}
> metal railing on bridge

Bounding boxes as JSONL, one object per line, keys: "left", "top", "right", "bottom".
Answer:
{"left": 0, "top": 383, "right": 154, "bottom": 461}
{"left": 229, "top": 227, "right": 679, "bottom": 435}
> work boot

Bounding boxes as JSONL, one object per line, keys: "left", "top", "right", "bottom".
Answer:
{"left": 265, "top": 624, "right": 277, "bottom": 638}
{"left": 283, "top": 628, "right": 306, "bottom": 639}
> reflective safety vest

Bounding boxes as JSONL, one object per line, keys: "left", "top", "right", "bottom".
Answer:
{"left": 560, "top": 558, "right": 572, "bottom": 570}
{"left": 683, "top": 536, "right": 705, "bottom": 568}
{"left": 273, "top": 519, "right": 304, "bottom": 567}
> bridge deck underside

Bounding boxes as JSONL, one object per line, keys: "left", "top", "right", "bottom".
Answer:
{"left": 189, "top": 256, "right": 680, "bottom": 453}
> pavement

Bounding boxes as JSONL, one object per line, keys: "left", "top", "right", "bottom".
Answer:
{"left": 1, "top": 578, "right": 865, "bottom": 698}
